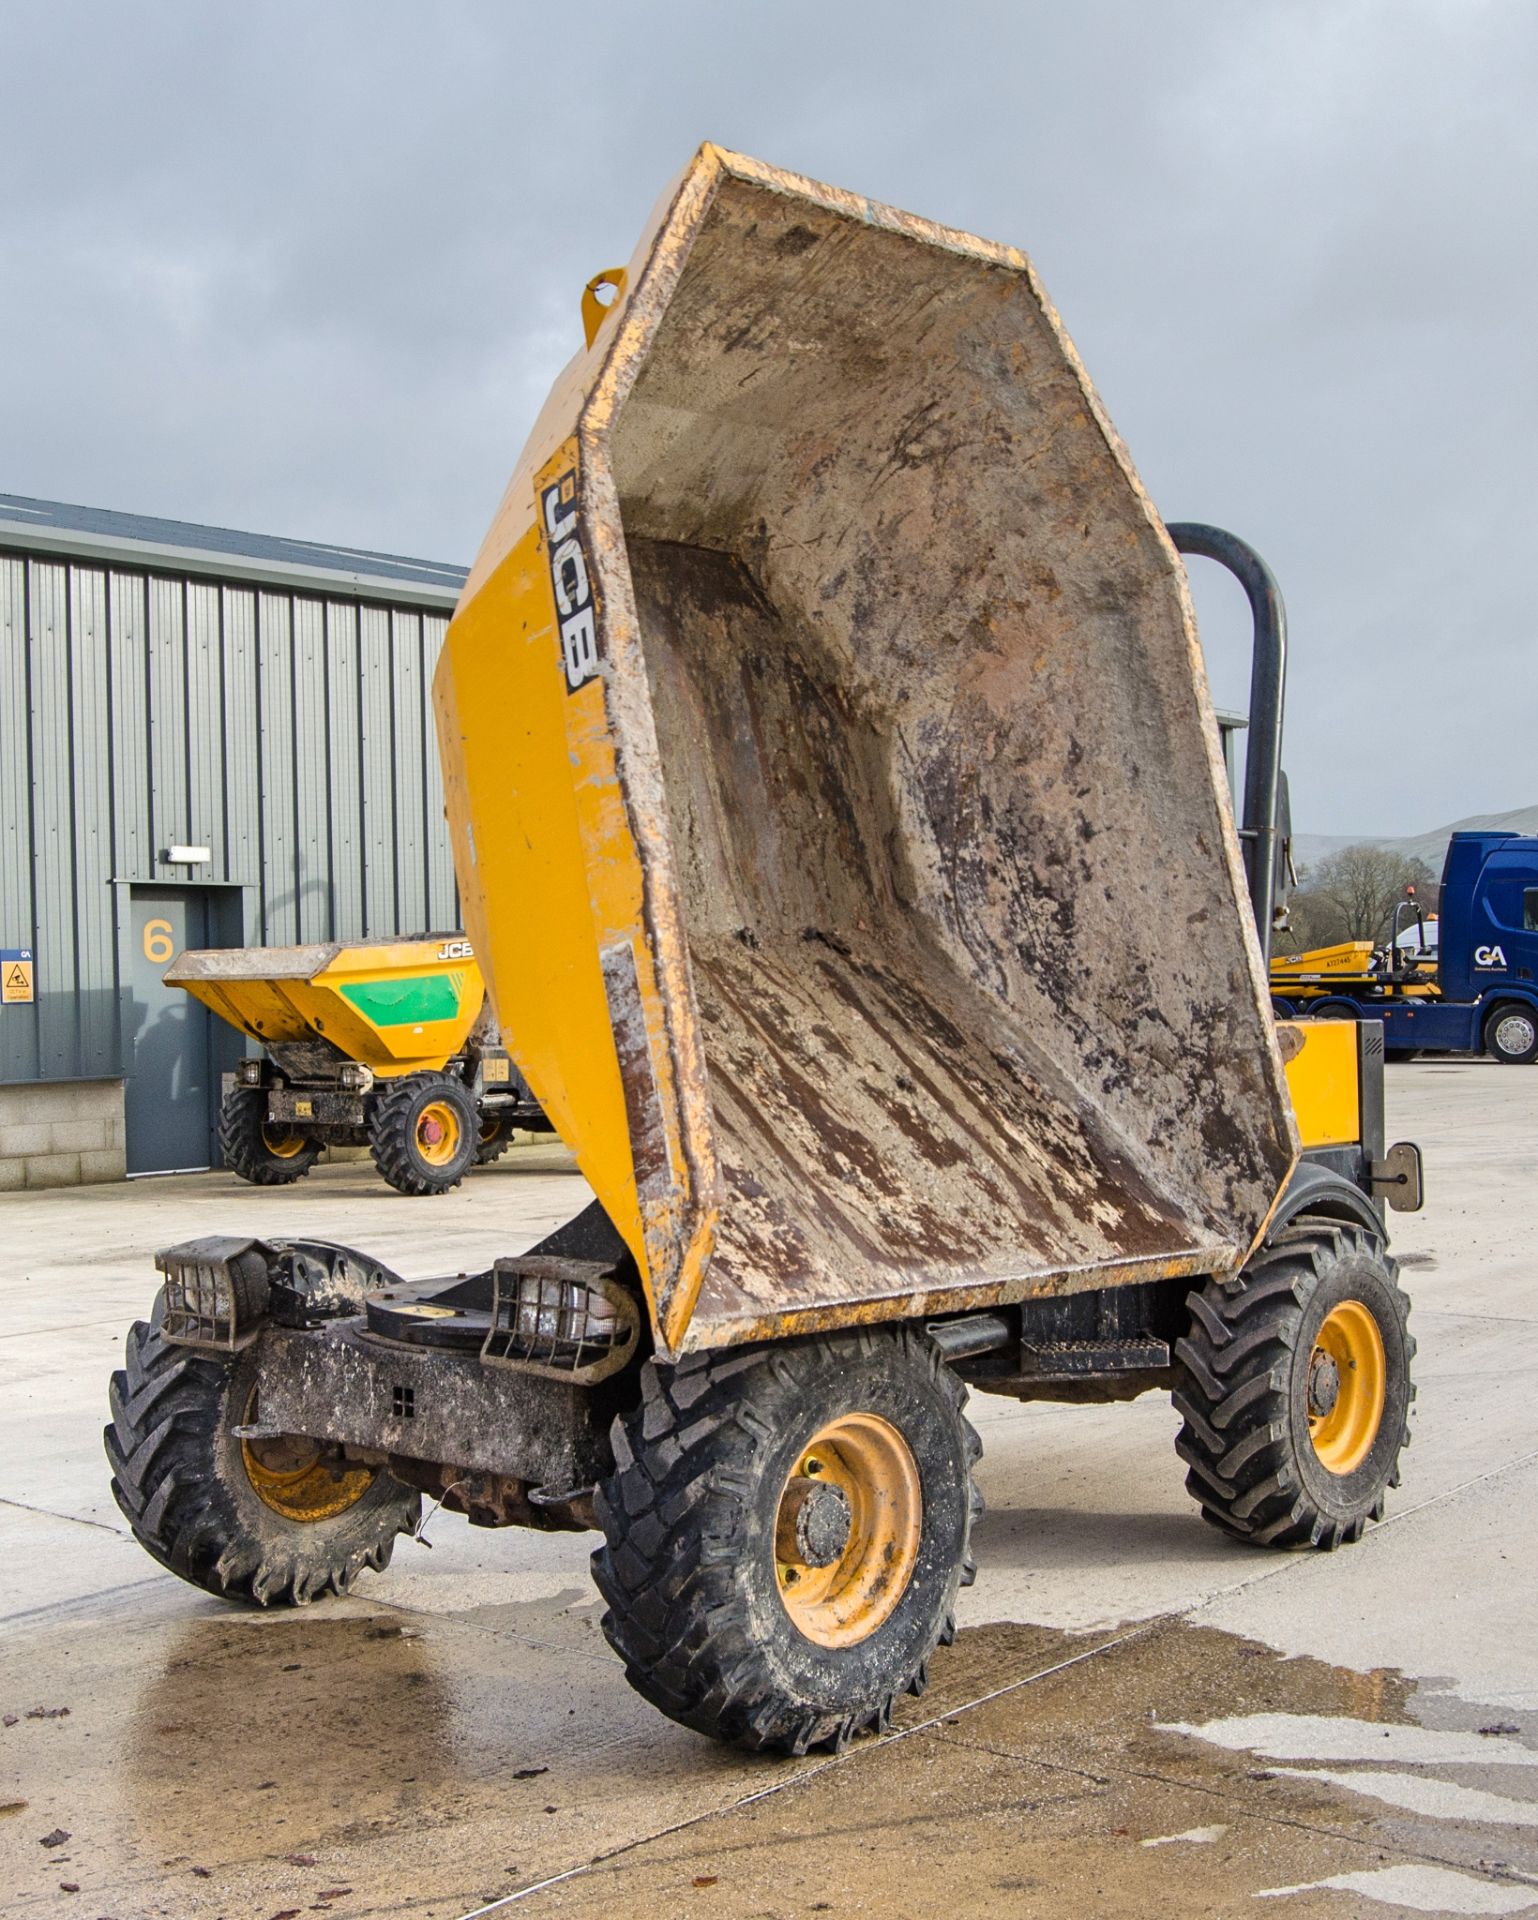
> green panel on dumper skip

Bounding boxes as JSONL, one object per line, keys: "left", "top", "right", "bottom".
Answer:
{"left": 338, "top": 975, "right": 462, "bottom": 1029}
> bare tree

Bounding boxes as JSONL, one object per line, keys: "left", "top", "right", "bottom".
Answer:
{"left": 1282, "top": 843, "right": 1438, "bottom": 950}
{"left": 1280, "top": 883, "right": 1350, "bottom": 953}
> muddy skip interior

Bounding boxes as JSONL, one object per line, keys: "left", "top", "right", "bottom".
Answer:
{"left": 604, "top": 171, "right": 1291, "bottom": 1326}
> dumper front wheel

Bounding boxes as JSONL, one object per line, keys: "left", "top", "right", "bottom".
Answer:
{"left": 592, "top": 1327, "right": 982, "bottom": 1755}
{"left": 105, "top": 1314, "right": 420, "bottom": 1604}
{"left": 368, "top": 1074, "right": 478, "bottom": 1194}
{"left": 1173, "top": 1223, "right": 1413, "bottom": 1549}
{"left": 218, "top": 1087, "right": 319, "bottom": 1185}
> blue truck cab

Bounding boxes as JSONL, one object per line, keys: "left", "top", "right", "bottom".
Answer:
{"left": 1281, "top": 832, "right": 1538, "bottom": 1061}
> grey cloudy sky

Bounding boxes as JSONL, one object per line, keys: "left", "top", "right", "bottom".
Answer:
{"left": 4, "top": 1, "right": 1533, "bottom": 835}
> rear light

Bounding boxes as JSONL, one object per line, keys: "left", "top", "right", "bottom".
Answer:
{"left": 237, "top": 1059, "right": 263, "bottom": 1086}
{"left": 339, "top": 1064, "right": 375, "bottom": 1093}
{"left": 156, "top": 1237, "right": 272, "bottom": 1349}
{"left": 482, "top": 1258, "right": 640, "bottom": 1383}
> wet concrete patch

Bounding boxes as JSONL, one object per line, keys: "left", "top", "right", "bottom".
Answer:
{"left": 2, "top": 1570, "right": 1535, "bottom": 1918}
{"left": 1, "top": 1594, "right": 781, "bottom": 1918}
{"left": 0, "top": 1608, "right": 1125, "bottom": 1917}
{"left": 511, "top": 1617, "right": 1538, "bottom": 1917}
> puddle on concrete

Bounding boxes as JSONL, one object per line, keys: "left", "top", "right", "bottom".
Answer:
{"left": 1142, "top": 1823, "right": 1229, "bottom": 1846}
{"left": 2, "top": 1594, "right": 765, "bottom": 1918}
{"left": 1161, "top": 1715, "right": 1538, "bottom": 1771}
{"left": 124, "top": 1614, "right": 464, "bottom": 1848}
{"left": 1258, "top": 1865, "right": 1538, "bottom": 1913}
{"left": 4, "top": 1606, "right": 1536, "bottom": 1918}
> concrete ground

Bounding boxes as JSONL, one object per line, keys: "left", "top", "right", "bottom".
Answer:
{"left": 1, "top": 1063, "right": 1535, "bottom": 1918}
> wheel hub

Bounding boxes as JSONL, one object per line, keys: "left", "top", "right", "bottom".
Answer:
{"left": 772, "top": 1413, "right": 923, "bottom": 1649}
{"left": 414, "top": 1100, "right": 462, "bottom": 1167}
{"left": 246, "top": 1430, "right": 321, "bottom": 1475}
{"left": 1306, "top": 1299, "right": 1387, "bottom": 1476}
{"left": 1497, "top": 1014, "right": 1534, "bottom": 1055}
{"left": 777, "top": 1475, "right": 853, "bottom": 1568}
{"left": 1307, "top": 1349, "right": 1341, "bottom": 1419}
{"left": 239, "top": 1390, "right": 376, "bottom": 1522}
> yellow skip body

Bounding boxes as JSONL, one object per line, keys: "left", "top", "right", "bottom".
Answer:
{"left": 166, "top": 936, "right": 483, "bottom": 1076}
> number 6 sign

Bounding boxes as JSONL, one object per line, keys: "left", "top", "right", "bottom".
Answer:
{"left": 142, "top": 918, "right": 175, "bottom": 965}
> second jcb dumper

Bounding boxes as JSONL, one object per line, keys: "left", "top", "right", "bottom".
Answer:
{"left": 168, "top": 935, "right": 551, "bottom": 1194}
{"left": 107, "top": 148, "right": 1420, "bottom": 1754}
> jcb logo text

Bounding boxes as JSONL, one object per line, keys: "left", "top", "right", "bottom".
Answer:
{"left": 542, "top": 472, "right": 599, "bottom": 693}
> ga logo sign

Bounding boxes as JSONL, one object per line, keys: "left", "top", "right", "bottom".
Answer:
{"left": 1474, "top": 944, "right": 1507, "bottom": 969}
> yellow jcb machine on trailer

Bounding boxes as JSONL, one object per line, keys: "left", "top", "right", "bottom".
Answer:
{"left": 166, "top": 936, "right": 552, "bottom": 1195}
{"left": 106, "top": 149, "right": 1420, "bottom": 1754}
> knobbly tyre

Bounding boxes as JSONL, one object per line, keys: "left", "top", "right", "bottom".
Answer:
{"left": 106, "top": 147, "right": 1421, "bottom": 1755}
{"left": 167, "top": 934, "right": 554, "bottom": 1195}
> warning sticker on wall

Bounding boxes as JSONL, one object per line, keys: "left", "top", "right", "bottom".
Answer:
{"left": 1, "top": 950, "right": 35, "bottom": 1004}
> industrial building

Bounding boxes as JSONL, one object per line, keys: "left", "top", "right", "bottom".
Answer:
{"left": 0, "top": 494, "right": 465, "bottom": 1186}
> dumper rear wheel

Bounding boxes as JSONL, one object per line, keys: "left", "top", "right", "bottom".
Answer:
{"left": 592, "top": 1327, "right": 982, "bottom": 1755}
{"left": 1173, "top": 1222, "right": 1413, "bottom": 1549}
{"left": 475, "top": 1115, "right": 517, "bottom": 1165}
{"left": 218, "top": 1086, "right": 319, "bottom": 1185}
{"left": 104, "top": 1312, "right": 419, "bottom": 1604}
{"left": 368, "top": 1074, "right": 478, "bottom": 1194}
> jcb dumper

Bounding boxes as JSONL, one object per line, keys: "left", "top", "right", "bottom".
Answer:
{"left": 106, "top": 148, "right": 1419, "bottom": 1755}
{"left": 166, "top": 936, "right": 552, "bottom": 1194}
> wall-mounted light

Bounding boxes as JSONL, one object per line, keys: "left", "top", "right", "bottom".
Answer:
{"left": 163, "top": 845, "right": 212, "bottom": 865}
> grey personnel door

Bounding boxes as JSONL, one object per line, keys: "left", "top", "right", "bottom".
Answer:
{"left": 125, "top": 886, "right": 235, "bottom": 1174}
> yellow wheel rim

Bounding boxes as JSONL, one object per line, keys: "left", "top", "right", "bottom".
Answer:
{"left": 240, "top": 1393, "right": 375, "bottom": 1523}
{"left": 774, "top": 1413, "right": 922, "bottom": 1649}
{"left": 262, "top": 1125, "right": 309, "bottom": 1159}
{"left": 415, "top": 1101, "right": 462, "bottom": 1167}
{"left": 1307, "top": 1300, "right": 1386, "bottom": 1476}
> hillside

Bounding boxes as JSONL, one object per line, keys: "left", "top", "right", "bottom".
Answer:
{"left": 1294, "top": 804, "right": 1538, "bottom": 876}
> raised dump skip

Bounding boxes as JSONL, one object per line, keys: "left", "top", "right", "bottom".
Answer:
{"left": 435, "top": 146, "right": 1296, "bottom": 1356}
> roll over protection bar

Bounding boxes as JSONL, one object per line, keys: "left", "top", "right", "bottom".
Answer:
{"left": 1167, "top": 524, "right": 1288, "bottom": 967}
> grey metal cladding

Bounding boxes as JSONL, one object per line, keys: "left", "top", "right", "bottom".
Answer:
{"left": 293, "top": 597, "right": 330, "bottom": 946}
{"left": 0, "top": 493, "right": 467, "bottom": 604}
{"left": 359, "top": 604, "right": 398, "bottom": 937}
{"left": 423, "top": 614, "right": 456, "bottom": 927}
{"left": 0, "top": 521, "right": 464, "bottom": 1086}
{"left": 325, "top": 601, "right": 365, "bottom": 940}
{"left": 30, "top": 560, "right": 75, "bottom": 1078}
{"left": 391, "top": 609, "right": 428, "bottom": 938}
{"left": 70, "top": 565, "right": 114, "bottom": 1075}
{"left": 1, "top": 555, "right": 39, "bottom": 1081}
